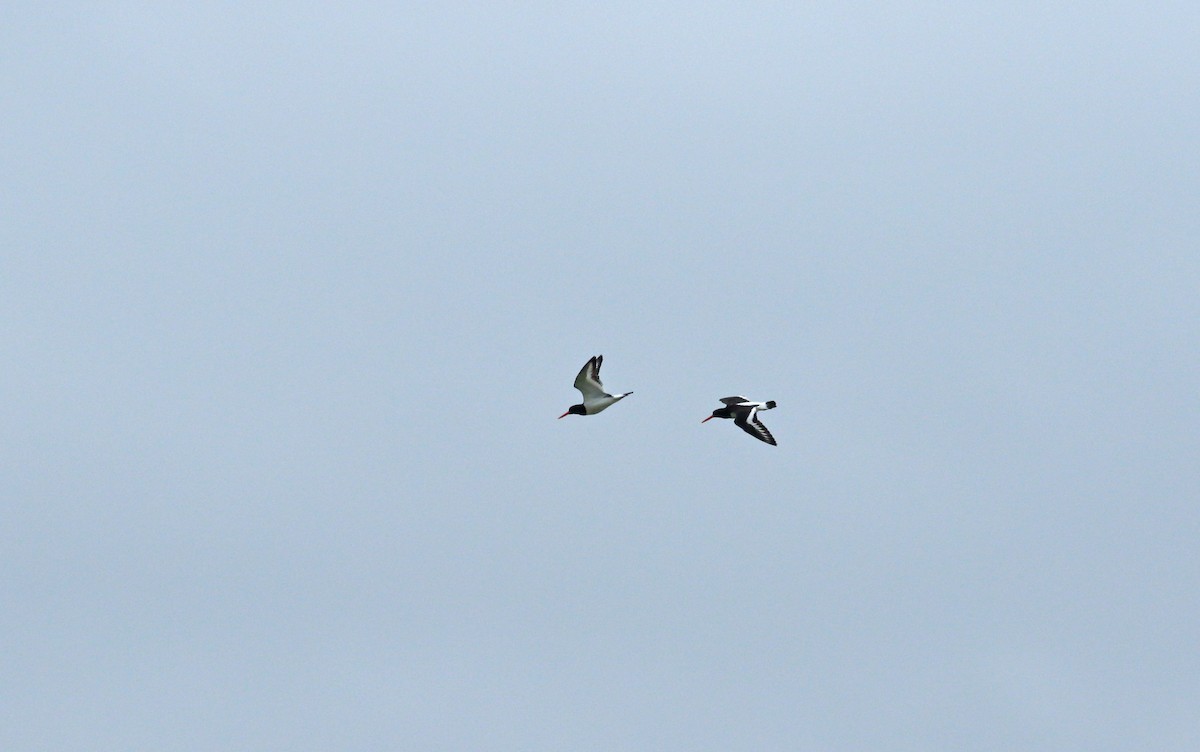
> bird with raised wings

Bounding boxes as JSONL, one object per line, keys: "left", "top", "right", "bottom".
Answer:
{"left": 558, "top": 355, "right": 633, "bottom": 418}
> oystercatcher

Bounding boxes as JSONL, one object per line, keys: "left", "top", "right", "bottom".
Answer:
{"left": 702, "top": 397, "right": 778, "bottom": 445}
{"left": 558, "top": 355, "right": 632, "bottom": 418}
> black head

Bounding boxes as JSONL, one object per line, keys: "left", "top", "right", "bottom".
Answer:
{"left": 701, "top": 406, "right": 734, "bottom": 423}
{"left": 558, "top": 403, "right": 587, "bottom": 419}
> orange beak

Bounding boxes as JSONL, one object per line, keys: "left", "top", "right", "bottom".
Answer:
{"left": 558, "top": 411, "right": 571, "bottom": 419}
{"left": 701, "top": 415, "right": 714, "bottom": 423}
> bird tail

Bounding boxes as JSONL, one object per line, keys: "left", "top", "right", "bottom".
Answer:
{"left": 764, "top": 400, "right": 777, "bottom": 409}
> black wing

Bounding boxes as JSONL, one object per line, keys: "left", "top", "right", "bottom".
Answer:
{"left": 734, "top": 410, "right": 777, "bottom": 446}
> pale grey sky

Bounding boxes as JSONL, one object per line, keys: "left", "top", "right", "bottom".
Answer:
{"left": 4, "top": 4, "right": 1199, "bottom": 750}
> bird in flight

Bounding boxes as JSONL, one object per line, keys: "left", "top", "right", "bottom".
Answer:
{"left": 702, "top": 396, "right": 778, "bottom": 445}
{"left": 559, "top": 355, "right": 633, "bottom": 418}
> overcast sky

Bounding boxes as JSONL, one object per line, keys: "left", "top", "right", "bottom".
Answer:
{"left": 3, "top": 4, "right": 1198, "bottom": 750}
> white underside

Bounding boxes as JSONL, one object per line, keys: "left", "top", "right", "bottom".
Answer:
{"left": 584, "top": 393, "right": 630, "bottom": 414}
